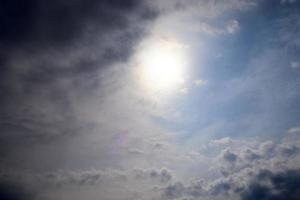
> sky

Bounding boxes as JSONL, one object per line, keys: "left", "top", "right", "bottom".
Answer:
{"left": 0, "top": 0, "right": 300, "bottom": 200}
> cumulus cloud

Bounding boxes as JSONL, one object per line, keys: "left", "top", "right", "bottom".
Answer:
{"left": 158, "top": 130, "right": 300, "bottom": 200}
{"left": 241, "top": 169, "right": 300, "bottom": 200}
{"left": 220, "top": 148, "right": 238, "bottom": 164}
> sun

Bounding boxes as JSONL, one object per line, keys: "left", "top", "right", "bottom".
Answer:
{"left": 135, "top": 38, "right": 187, "bottom": 92}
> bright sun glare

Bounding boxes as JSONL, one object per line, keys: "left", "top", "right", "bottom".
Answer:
{"left": 136, "top": 38, "right": 186, "bottom": 92}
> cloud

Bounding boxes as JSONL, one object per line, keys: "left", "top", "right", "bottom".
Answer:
{"left": 0, "top": 0, "right": 156, "bottom": 50}
{"left": 179, "top": 87, "right": 189, "bottom": 94}
{"left": 0, "top": 0, "right": 158, "bottom": 154}
{"left": 241, "top": 169, "right": 300, "bottom": 200}
{"left": 162, "top": 182, "right": 185, "bottom": 199}
{"left": 220, "top": 148, "right": 238, "bottom": 164}
{"left": 226, "top": 20, "right": 240, "bottom": 34}
{"left": 288, "top": 126, "right": 300, "bottom": 133}
{"left": 134, "top": 168, "right": 173, "bottom": 183}
{"left": 281, "top": 0, "right": 298, "bottom": 4}
{"left": 43, "top": 169, "right": 128, "bottom": 186}
{"left": 277, "top": 12, "right": 300, "bottom": 49}
{"left": 194, "top": 79, "right": 207, "bottom": 87}
{"left": 193, "top": 20, "right": 240, "bottom": 36}
{"left": 211, "top": 137, "right": 233, "bottom": 145}
{"left": 0, "top": 1, "right": 299, "bottom": 200}
{"left": 290, "top": 61, "right": 300, "bottom": 69}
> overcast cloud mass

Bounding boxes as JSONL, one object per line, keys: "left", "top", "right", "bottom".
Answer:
{"left": 0, "top": 0, "right": 300, "bottom": 200}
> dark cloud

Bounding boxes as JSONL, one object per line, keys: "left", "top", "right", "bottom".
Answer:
{"left": 242, "top": 149, "right": 261, "bottom": 161}
{"left": 210, "top": 181, "right": 231, "bottom": 196}
{"left": 241, "top": 169, "right": 300, "bottom": 200}
{"left": 0, "top": 0, "right": 155, "bottom": 49}
{"left": 0, "top": 0, "right": 158, "bottom": 155}
{"left": 0, "top": 180, "right": 33, "bottom": 200}
{"left": 221, "top": 148, "right": 238, "bottom": 164}
{"left": 278, "top": 145, "right": 300, "bottom": 157}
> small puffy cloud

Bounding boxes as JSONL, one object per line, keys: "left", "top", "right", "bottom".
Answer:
{"left": 290, "top": 61, "right": 300, "bottom": 69}
{"left": 194, "top": 79, "right": 207, "bottom": 87}
{"left": 211, "top": 137, "right": 233, "bottom": 145}
{"left": 179, "top": 87, "right": 189, "bottom": 94}
{"left": 226, "top": 20, "right": 240, "bottom": 34}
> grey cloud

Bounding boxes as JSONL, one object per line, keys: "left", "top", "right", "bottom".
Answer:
{"left": 42, "top": 169, "right": 128, "bottom": 186}
{"left": 151, "top": 132, "right": 300, "bottom": 200}
{"left": 281, "top": 0, "right": 298, "bottom": 4}
{"left": 258, "top": 141, "right": 276, "bottom": 156}
{"left": 0, "top": 180, "right": 33, "bottom": 200}
{"left": 210, "top": 181, "right": 231, "bottom": 196}
{"left": 0, "top": 0, "right": 156, "bottom": 50}
{"left": 40, "top": 168, "right": 173, "bottom": 187}
{"left": 278, "top": 145, "right": 300, "bottom": 157}
{"left": 242, "top": 149, "right": 261, "bottom": 162}
{"left": 288, "top": 126, "right": 300, "bottom": 133}
{"left": 161, "top": 178, "right": 233, "bottom": 199}
{"left": 0, "top": 0, "right": 158, "bottom": 157}
{"left": 134, "top": 168, "right": 172, "bottom": 183}
{"left": 162, "top": 182, "right": 185, "bottom": 199}
{"left": 277, "top": 12, "right": 300, "bottom": 49}
{"left": 221, "top": 148, "right": 238, "bottom": 164}
{"left": 241, "top": 169, "right": 300, "bottom": 200}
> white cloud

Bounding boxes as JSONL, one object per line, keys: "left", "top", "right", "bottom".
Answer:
{"left": 211, "top": 137, "right": 233, "bottom": 145}
{"left": 291, "top": 61, "right": 300, "bottom": 69}
{"left": 226, "top": 20, "right": 240, "bottom": 34}
{"left": 194, "top": 79, "right": 207, "bottom": 86}
{"left": 179, "top": 87, "right": 189, "bottom": 94}
{"left": 193, "top": 20, "right": 240, "bottom": 36}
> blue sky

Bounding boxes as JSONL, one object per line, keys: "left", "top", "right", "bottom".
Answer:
{"left": 151, "top": 0, "right": 300, "bottom": 145}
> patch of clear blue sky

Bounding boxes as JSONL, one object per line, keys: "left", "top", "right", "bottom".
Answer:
{"left": 154, "top": 0, "right": 300, "bottom": 143}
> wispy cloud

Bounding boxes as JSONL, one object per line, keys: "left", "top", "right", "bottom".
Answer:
{"left": 193, "top": 20, "right": 240, "bottom": 36}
